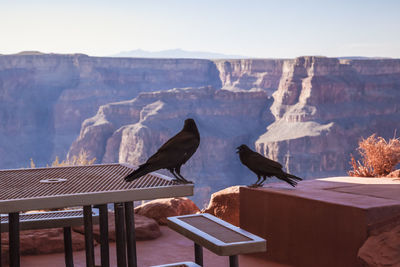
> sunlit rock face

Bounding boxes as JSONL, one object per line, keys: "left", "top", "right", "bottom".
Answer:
{"left": 0, "top": 53, "right": 221, "bottom": 168}
{"left": 1, "top": 53, "right": 399, "bottom": 191}
{"left": 256, "top": 56, "right": 400, "bottom": 178}
{"left": 203, "top": 186, "right": 240, "bottom": 226}
{"left": 67, "top": 86, "right": 273, "bottom": 203}
{"left": 214, "top": 59, "right": 284, "bottom": 96}
{"left": 134, "top": 197, "right": 200, "bottom": 225}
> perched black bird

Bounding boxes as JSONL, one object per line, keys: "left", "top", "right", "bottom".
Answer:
{"left": 236, "top": 144, "right": 302, "bottom": 187}
{"left": 124, "top": 118, "right": 200, "bottom": 183}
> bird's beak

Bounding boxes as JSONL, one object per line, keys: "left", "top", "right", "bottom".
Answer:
{"left": 236, "top": 147, "right": 240, "bottom": 153}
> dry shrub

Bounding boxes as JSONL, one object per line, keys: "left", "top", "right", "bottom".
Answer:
{"left": 348, "top": 134, "right": 400, "bottom": 177}
{"left": 30, "top": 158, "right": 36, "bottom": 168}
{"left": 50, "top": 150, "right": 96, "bottom": 167}
{"left": 30, "top": 149, "right": 96, "bottom": 168}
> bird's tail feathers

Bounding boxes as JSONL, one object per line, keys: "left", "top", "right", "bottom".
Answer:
{"left": 124, "top": 164, "right": 152, "bottom": 182}
{"left": 277, "top": 173, "right": 302, "bottom": 187}
{"left": 281, "top": 176, "right": 298, "bottom": 187}
{"left": 286, "top": 173, "right": 302, "bottom": 181}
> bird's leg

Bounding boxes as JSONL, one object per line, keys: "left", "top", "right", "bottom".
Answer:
{"left": 249, "top": 175, "right": 262, "bottom": 187}
{"left": 168, "top": 168, "right": 184, "bottom": 183}
{"left": 257, "top": 176, "right": 267, "bottom": 187}
{"left": 175, "top": 166, "right": 193, "bottom": 184}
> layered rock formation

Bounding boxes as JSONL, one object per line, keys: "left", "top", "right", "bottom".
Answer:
{"left": 214, "top": 59, "right": 284, "bottom": 95}
{"left": 67, "top": 86, "right": 272, "bottom": 204}
{"left": 1, "top": 53, "right": 399, "bottom": 196}
{"left": 0, "top": 53, "right": 221, "bottom": 168}
{"left": 256, "top": 57, "right": 400, "bottom": 178}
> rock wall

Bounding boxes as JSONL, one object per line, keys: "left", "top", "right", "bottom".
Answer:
{"left": 0, "top": 53, "right": 221, "bottom": 168}
{"left": 1, "top": 53, "right": 399, "bottom": 191}
{"left": 214, "top": 59, "right": 284, "bottom": 95}
{"left": 68, "top": 86, "right": 272, "bottom": 205}
{"left": 256, "top": 57, "right": 400, "bottom": 178}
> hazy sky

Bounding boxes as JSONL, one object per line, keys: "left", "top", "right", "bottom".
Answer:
{"left": 1, "top": 0, "right": 399, "bottom": 58}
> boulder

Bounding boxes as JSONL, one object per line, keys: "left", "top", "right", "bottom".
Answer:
{"left": 358, "top": 224, "right": 400, "bottom": 266}
{"left": 1, "top": 228, "right": 86, "bottom": 256}
{"left": 203, "top": 186, "right": 240, "bottom": 226}
{"left": 135, "top": 197, "right": 200, "bottom": 225}
{"left": 73, "top": 211, "right": 161, "bottom": 241}
{"left": 134, "top": 214, "right": 162, "bottom": 240}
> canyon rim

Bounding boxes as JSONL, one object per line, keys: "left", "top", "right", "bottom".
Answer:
{"left": 1, "top": 53, "right": 399, "bottom": 205}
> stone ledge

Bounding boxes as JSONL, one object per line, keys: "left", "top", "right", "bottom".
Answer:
{"left": 240, "top": 177, "right": 400, "bottom": 267}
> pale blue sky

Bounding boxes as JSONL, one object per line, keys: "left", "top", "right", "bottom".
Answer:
{"left": 1, "top": 0, "right": 399, "bottom": 58}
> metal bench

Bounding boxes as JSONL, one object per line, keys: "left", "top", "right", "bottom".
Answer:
{"left": 167, "top": 213, "right": 266, "bottom": 267}
{"left": 1, "top": 209, "right": 99, "bottom": 267}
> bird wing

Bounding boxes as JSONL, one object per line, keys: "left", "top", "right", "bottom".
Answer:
{"left": 239, "top": 150, "right": 284, "bottom": 177}
{"left": 246, "top": 151, "right": 283, "bottom": 170}
{"left": 146, "top": 131, "right": 199, "bottom": 167}
{"left": 238, "top": 147, "right": 301, "bottom": 187}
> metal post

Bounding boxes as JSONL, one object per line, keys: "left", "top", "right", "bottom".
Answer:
{"left": 0, "top": 219, "right": 2, "bottom": 267}
{"left": 194, "top": 243, "right": 203, "bottom": 266}
{"left": 63, "top": 227, "right": 74, "bottom": 267}
{"left": 83, "top": 206, "right": 95, "bottom": 267}
{"left": 124, "top": 202, "right": 137, "bottom": 267}
{"left": 229, "top": 255, "right": 239, "bottom": 267}
{"left": 9, "top": 212, "right": 20, "bottom": 267}
{"left": 99, "top": 204, "right": 110, "bottom": 267}
{"left": 114, "top": 203, "right": 127, "bottom": 267}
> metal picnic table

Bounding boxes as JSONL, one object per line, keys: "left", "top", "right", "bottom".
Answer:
{"left": 0, "top": 163, "right": 194, "bottom": 267}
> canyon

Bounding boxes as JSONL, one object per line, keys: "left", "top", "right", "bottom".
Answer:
{"left": 0, "top": 53, "right": 399, "bottom": 205}
{"left": 257, "top": 57, "right": 400, "bottom": 177}
{"left": 0, "top": 53, "right": 221, "bottom": 167}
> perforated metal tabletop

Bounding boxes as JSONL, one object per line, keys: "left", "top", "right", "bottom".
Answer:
{"left": 0, "top": 163, "right": 193, "bottom": 213}
{"left": 0, "top": 163, "right": 194, "bottom": 267}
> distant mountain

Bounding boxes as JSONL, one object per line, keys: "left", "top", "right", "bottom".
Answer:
{"left": 110, "top": 49, "right": 247, "bottom": 59}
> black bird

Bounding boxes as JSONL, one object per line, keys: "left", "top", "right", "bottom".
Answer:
{"left": 124, "top": 118, "right": 200, "bottom": 183}
{"left": 236, "top": 144, "right": 302, "bottom": 187}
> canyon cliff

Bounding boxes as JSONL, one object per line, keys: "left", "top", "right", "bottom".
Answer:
{"left": 256, "top": 57, "right": 400, "bottom": 177}
{"left": 214, "top": 59, "right": 284, "bottom": 95}
{"left": 67, "top": 86, "right": 272, "bottom": 205}
{"left": 0, "top": 53, "right": 399, "bottom": 199}
{"left": 0, "top": 53, "right": 221, "bottom": 167}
